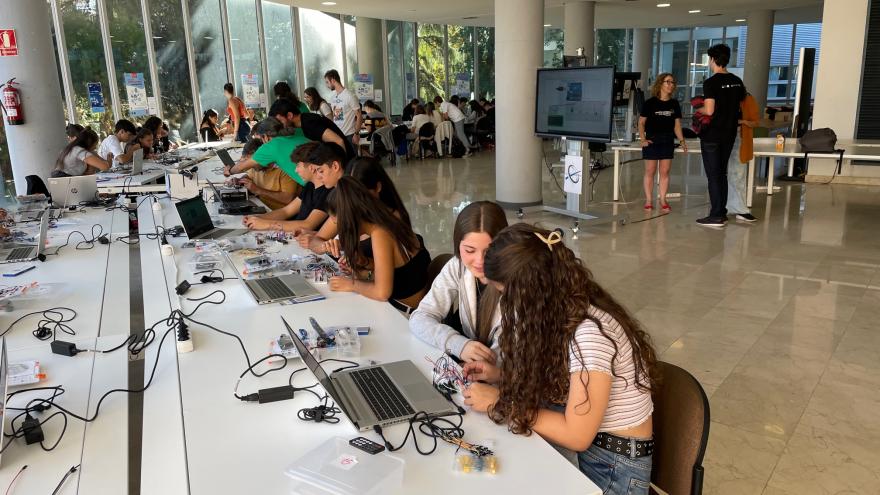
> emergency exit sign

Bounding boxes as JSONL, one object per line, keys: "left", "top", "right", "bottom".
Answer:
{"left": 0, "top": 29, "right": 18, "bottom": 57}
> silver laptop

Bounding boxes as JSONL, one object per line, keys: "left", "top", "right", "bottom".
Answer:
{"left": 0, "top": 339, "right": 7, "bottom": 466}
{"left": 173, "top": 196, "right": 247, "bottom": 240}
{"left": 0, "top": 214, "right": 48, "bottom": 264}
{"left": 241, "top": 272, "right": 324, "bottom": 305}
{"left": 282, "top": 317, "right": 457, "bottom": 431}
{"left": 48, "top": 175, "right": 99, "bottom": 207}
{"left": 216, "top": 148, "right": 237, "bottom": 168}
{"left": 131, "top": 147, "right": 144, "bottom": 175}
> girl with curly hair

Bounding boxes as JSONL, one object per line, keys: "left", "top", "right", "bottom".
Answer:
{"left": 462, "top": 223, "right": 659, "bottom": 494}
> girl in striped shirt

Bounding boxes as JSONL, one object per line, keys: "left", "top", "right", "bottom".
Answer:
{"left": 463, "top": 223, "right": 659, "bottom": 494}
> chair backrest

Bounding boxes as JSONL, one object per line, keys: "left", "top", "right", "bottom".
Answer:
{"left": 419, "top": 122, "right": 435, "bottom": 138}
{"left": 425, "top": 253, "right": 453, "bottom": 290}
{"left": 651, "top": 361, "right": 710, "bottom": 495}
{"left": 26, "top": 175, "right": 51, "bottom": 197}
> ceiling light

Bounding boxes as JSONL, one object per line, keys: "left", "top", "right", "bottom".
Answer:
{"left": 657, "top": 3, "right": 671, "bottom": 7}
{"left": 321, "top": 1, "right": 336, "bottom": 5}
{"left": 688, "top": 9, "right": 700, "bottom": 14}
{"left": 736, "top": 18, "right": 746, "bottom": 22}
{"left": 544, "top": 24, "right": 552, "bottom": 27}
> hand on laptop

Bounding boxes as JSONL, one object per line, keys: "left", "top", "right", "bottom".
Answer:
{"left": 462, "top": 382, "right": 499, "bottom": 413}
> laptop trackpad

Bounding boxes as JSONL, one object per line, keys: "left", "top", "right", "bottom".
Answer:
{"left": 404, "top": 384, "right": 440, "bottom": 402}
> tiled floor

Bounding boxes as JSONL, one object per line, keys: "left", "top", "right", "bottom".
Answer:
{"left": 385, "top": 146, "right": 880, "bottom": 495}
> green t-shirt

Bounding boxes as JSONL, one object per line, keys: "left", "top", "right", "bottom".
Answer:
{"left": 252, "top": 133, "right": 309, "bottom": 185}
{"left": 299, "top": 102, "right": 311, "bottom": 115}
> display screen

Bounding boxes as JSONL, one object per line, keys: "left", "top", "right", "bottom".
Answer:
{"left": 535, "top": 66, "right": 615, "bottom": 142}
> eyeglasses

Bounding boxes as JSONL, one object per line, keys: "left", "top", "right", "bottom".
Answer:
{"left": 662, "top": 80, "right": 676, "bottom": 85}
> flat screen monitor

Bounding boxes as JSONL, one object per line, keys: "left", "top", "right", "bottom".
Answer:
{"left": 535, "top": 66, "right": 615, "bottom": 142}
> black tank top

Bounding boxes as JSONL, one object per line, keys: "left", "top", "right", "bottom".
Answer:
{"left": 359, "top": 234, "right": 430, "bottom": 300}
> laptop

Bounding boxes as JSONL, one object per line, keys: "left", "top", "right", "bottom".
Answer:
{"left": 0, "top": 214, "right": 48, "bottom": 264}
{"left": 174, "top": 196, "right": 248, "bottom": 240}
{"left": 206, "top": 181, "right": 264, "bottom": 215}
{"left": 216, "top": 148, "right": 237, "bottom": 168}
{"left": 48, "top": 175, "right": 99, "bottom": 208}
{"left": 239, "top": 271, "right": 324, "bottom": 305}
{"left": 282, "top": 317, "right": 457, "bottom": 431}
{"left": 0, "top": 339, "right": 7, "bottom": 466}
{"left": 131, "top": 147, "right": 144, "bottom": 175}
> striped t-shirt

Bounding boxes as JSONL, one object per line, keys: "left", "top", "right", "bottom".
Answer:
{"left": 568, "top": 307, "right": 653, "bottom": 432}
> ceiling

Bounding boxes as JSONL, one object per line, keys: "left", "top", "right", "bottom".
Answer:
{"left": 271, "top": 0, "right": 823, "bottom": 28}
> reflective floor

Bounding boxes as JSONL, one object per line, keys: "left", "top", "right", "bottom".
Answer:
{"left": 386, "top": 147, "right": 880, "bottom": 495}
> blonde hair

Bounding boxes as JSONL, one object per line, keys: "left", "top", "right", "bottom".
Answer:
{"left": 651, "top": 73, "right": 676, "bottom": 98}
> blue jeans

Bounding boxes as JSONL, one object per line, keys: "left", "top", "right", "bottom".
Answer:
{"left": 579, "top": 443, "right": 652, "bottom": 495}
{"left": 699, "top": 137, "right": 736, "bottom": 219}
{"left": 726, "top": 159, "right": 750, "bottom": 215}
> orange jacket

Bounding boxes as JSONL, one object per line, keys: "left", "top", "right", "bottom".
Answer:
{"left": 739, "top": 94, "right": 759, "bottom": 163}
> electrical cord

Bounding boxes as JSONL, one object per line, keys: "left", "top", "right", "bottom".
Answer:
{"left": 0, "top": 307, "right": 78, "bottom": 341}
{"left": 51, "top": 465, "right": 79, "bottom": 495}
{"left": 4, "top": 464, "right": 26, "bottom": 495}
{"left": 297, "top": 395, "right": 342, "bottom": 423}
{"left": 45, "top": 224, "right": 106, "bottom": 256}
{"left": 373, "top": 412, "right": 467, "bottom": 456}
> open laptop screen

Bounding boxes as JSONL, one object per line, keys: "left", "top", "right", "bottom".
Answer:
{"left": 174, "top": 197, "right": 215, "bottom": 239}
{"left": 216, "top": 149, "right": 236, "bottom": 168}
{"left": 282, "top": 317, "right": 335, "bottom": 396}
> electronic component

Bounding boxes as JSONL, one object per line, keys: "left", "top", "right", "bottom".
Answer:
{"left": 22, "top": 414, "right": 45, "bottom": 445}
{"left": 8, "top": 360, "right": 45, "bottom": 386}
{"left": 51, "top": 340, "right": 78, "bottom": 357}
{"left": 243, "top": 254, "right": 272, "bottom": 273}
{"left": 454, "top": 453, "right": 498, "bottom": 474}
{"left": 309, "top": 317, "right": 334, "bottom": 347}
{"left": 349, "top": 436, "right": 386, "bottom": 455}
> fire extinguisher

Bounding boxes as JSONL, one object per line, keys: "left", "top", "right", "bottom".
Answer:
{"left": 0, "top": 78, "right": 24, "bottom": 126}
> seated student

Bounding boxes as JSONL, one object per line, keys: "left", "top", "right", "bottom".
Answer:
{"left": 304, "top": 87, "right": 333, "bottom": 119}
{"left": 409, "top": 105, "right": 431, "bottom": 135}
{"left": 268, "top": 98, "right": 356, "bottom": 161}
{"left": 401, "top": 98, "right": 420, "bottom": 122}
{"left": 273, "top": 81, "right": 311, "bottom": 115}
{"left": 410, "top": 201, "right": 507, "bottom": 363}
{"left": 296, "top": 156, "right": 411, "bottom": 254}
{"left": 142, "top": 116, "right": 166, "bottom": 154}
{"left": 461, "top": 223, "right": 658, "bottom": 493}
{"left": 199, "top": 109, "right": 225, "bottom": 142}
{"left": 53, "top": 128, "right": 111, "bottom": 177}
{"left": 65, "top": 123, "right": 84, "bottom": 143}
{"left": 362, "top": 100, "right": 387, "bottom": 136}
{"left": 223, "top": 117, "right": 309, "bottom": 186}
{"left": 324, "top": 176, "right": 430, "bottom": 312}
{"left": 126, "top": 127, "right": 157, "bottom": 160}
{"left": 425, "top": 102, "right": 443, "bottom": 128}
{"left": 241, "top": 142, "right": 342, "bottom": 232}
{"left": 98, "top": 119, "right": 138, "bottom": 167}
{"left": 238, "top": 138, "right": 301, "bottom": 210}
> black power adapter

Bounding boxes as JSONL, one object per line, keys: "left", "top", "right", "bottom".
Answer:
{"left": 23, "top": 414, "right": 44, "bottom": 445}
{"left": 51, "top": 340, "right": 80, "bottom": 357}
{"left": 238, "top": 385, "right": 295, "bottom": 404}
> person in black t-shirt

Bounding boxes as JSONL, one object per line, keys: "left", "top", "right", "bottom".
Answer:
{"left": 696, "top": 43, "right": 745, "bottom": 228}
{"left": 638, "top": 72, "right": 687, "bottom": 211}
{"left": 268, "top": 98, "right": 356, "bottom": 161}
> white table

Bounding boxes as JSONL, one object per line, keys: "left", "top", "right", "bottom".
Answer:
{"left": 141, "top": 196, "right": 598, "bottom": 494}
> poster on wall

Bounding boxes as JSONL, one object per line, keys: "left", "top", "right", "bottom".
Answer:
{"left": 453, "top": 73, "right": 470, "bottom": 98}
{"left": 241, "top": 74, "right": 260, "bottom": 109}
{"left": 0, "top": 29, "right": 18, "bottom": 57}
{"left": 124, "top": 73, "right": 148, "bottom": 116}
{"left": 354, "top": 74, "right": 374, "bottom": 102}
{"left": 87, "top": 82, "right": 105, "bottom": 113}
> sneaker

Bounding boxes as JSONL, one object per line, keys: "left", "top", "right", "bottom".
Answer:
{"left": 696, "top": 216, "right": 726, "bottom": 228}
{"left": 735, "top": 213, "right": 758, "bottom": 223}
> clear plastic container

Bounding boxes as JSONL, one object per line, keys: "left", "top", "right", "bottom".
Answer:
{"left": 285, "top": 437, "right": 404, "bottom": 495}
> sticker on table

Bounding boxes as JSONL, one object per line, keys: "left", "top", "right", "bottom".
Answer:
{"left": 334, "top": 454, "right": 358, "bottom": 471}
{"left": 124, "top": 73, "right": 149, "bottom": 117}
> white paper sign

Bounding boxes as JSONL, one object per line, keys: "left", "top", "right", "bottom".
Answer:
{"left": 563, "top": 154, "right": 583, "bottom": 195}
{"left": 241, "top": 74, "right": 260, "bottom": 108}
{"left": 374, "top": 89, "right": 383, "bottom": 103}
{"left": 147, "top": 96, "right": 158, "bottom": 115}
{"left": 124, "top": 73, "right": 149, "bottom": 116}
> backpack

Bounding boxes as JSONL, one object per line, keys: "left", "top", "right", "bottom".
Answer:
{"left": 800, "top": 128, "right": 837, "bottom": 152}
{"left": 451, "top": 136, "right": 467, "bottom": 158}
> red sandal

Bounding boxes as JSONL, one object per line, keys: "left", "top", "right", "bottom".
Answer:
{"left": 660, "top": 203, "right": 671, "bottom": 211}
{"left": 643, "top": 203, "right": 653, "bottom": 210}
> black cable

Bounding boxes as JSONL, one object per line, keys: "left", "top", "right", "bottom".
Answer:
{"left": 45, "top": 224, "right": 106, "bottom": 256}
{"left": 233, "top": 353, "right": 289, "bottom": 401}
{"left": 51, "top": 465, "right": 79, "bottom": 495}
{"left": 297, "top": 395, "right": 341, "bottom": 423}
{"left": 373, "top": 412, "right": 466, "bottom": 456}
{"left": 0, "top": 307, "right": 78, "bottom": 340}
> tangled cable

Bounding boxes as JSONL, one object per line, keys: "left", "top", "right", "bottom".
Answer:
{"left": 0, "top": 307, "right": 78, "bottom": 341}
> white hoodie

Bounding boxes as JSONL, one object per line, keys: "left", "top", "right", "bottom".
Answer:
{"left": 409, "top": 257, "right": 502, "bottom": 358}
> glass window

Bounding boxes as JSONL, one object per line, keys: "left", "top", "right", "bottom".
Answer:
{"left": 189, "top": 0, "right": 229, "bottom": 119}
{"left": 597, "top": 29, "right": 626, "bottom": 68}
{"left": 476, "top": 26, "right": 494, "bottom": 100}
{"left": 387, "top": 20, "right": 404, "bottom": 115}
{"left": 59, "top": 0, "right": 114, "bottom": 134}
{"left": 106, "top": 0, "right": 154, "bottom": 124}
{"left": 417, "top": 24, "right": 446, "bottom": 101}
{"left": 403, "top": 22, "right": 417, "bottom": 103}
{"left": 262, "top": 1, "right": 297, "bottom": 100}
{"left": 343, "top": 15, "right": 358, "bottom": 87}
{"left": 150, "top": 0, "right": 196, "bottom": 140}
{"left": 227, "top": 0, "right": 264, "bottom": 116}
{"left": 447, "top": 25, "right": 474, "bottom": 99}
{"left": 299, "top": 8, "right": 344, "bottom": 101}
{"left": 543, "top": 27, "right": 564, "bottom": 68}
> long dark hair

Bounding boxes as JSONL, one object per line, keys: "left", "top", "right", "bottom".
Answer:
{"left": 326, "top": 176, "right": 418, "bottom": 272}
{"left": 452, "top": 201, "right": 508, "bottom": 344}
{"left": 273, "top": 81, "right": 304, "bottom": 109}
{"left": 345, "top": 157, "right": 411, "bottom": 228}
{"left": 200, "top": 109, "right": 218, "bottom": 128}
{"left": 483, "top": 223, "right": 658, "bottom": 435}
{"left": 56, "top": 127, "right": 99, "bottom": 170}
{"left": 143, "top": 116, "right": 162, "bottom": 136}
{"left": 304, "top": 87, "right": 327, "bottom": 112}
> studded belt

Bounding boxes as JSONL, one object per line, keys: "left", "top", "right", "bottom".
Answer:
{"left": 593, "top": 432, "right": 654, "bottom": 459}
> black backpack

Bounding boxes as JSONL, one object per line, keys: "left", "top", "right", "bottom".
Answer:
{"left": 800, "top": 128, "right": 837, "bottom": 152}
{"left": 451, "top": 136, "right": 467, "bottom": 158}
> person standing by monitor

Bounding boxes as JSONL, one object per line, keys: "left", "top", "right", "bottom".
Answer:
{"left": 638, "top": 73, "right": 686, "bottom": 212}
{"left": 695, "top": 44, "right": 745, "bottom": 228}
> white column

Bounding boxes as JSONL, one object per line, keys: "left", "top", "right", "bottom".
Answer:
{"left": 564, "top": 1, "right": 595, "bottom": 63}
{"left": 495, "top": 0, "right": 543, "bottom": 206}
{"left": 742, "top": 10, "right": 774, "bottom": 111}
{"left": 356, "top": 17, "right": 385, "bottom": 98}
{"left": 631, "top": 28, "right": 653, "bottom": 89}
{"left": 0, "top": 0, "right": 67, "bottom": 195}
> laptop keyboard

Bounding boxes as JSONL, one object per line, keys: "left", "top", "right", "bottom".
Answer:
{"left": 5, "top": 247, "right": 33, "bottom": 261}
{"left": 349, "top": 367, "right": 415, "bottom": 421}
{"left": 254, "top": 277, "right": 295, "bottom": 300}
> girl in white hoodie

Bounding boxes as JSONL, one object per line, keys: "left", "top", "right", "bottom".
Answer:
{"left": 409, "top": 201, "right": 508, "bottom": 363}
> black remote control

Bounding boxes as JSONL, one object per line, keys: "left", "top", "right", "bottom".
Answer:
{"left": 349, "top": 436, "right": 385, "bottom": 455}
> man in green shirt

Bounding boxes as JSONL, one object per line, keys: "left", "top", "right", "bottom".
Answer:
{"left": 223, "top": 117, "right": 309, "bottom": 185}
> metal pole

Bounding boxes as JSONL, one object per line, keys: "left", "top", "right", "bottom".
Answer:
{"left": 473, "top": 26, "right": 479, "bottom": 99}
{"left": 140, "top": 0, "right": 163, "bottom": 118}
{"left": 292, "top": 7, "right": 306, "bottom": 95}
{"left": 180, "top": 0, "right": 202, "bottom": 128}
{"left": 95, "top": 0, "right": 121, "bottom": 121}
{"left": 443, "top": 25, "right": 450, "bottom": 97}
{"left": 339, "top": 15, "right": 348, "bottom": 84}
{"left": 413, "top": 23, "right": 419, "bottom": 100}
{"left": 381, "top": 20, "right": 390, "bottom": 110}
{"left": 219, "top": 0, "right": 234, "bottom": 88}
{"left": 255, "top": 0, "right": 270, "bottom": 105}
{"left": 50, "top": 0, "right": 78, "bottom": 124}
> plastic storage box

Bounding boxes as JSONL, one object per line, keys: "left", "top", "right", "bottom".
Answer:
{"left": 285, "top": 437, "right": 404, "bottom": 495}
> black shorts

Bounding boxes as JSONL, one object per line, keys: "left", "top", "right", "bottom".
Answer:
{"left": 642, "top": 135, "right": 675, "bottom": 160}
